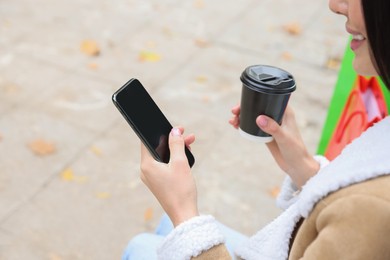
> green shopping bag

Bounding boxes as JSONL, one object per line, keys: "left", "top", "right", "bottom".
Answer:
{"left": 317, "top": 41, "right": 390, "bottom": 158}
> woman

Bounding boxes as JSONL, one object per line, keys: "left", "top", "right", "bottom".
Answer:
{"left": 124, "top": 0, "right": 390, "bottom": 259}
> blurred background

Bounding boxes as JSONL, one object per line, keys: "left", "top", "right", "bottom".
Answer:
{"left": 0, "top": 0, "right": 347, "bottom": 259}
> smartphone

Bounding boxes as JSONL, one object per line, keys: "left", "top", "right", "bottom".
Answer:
{"left": 112, "top": 78, "right": 195, "bottom": 167}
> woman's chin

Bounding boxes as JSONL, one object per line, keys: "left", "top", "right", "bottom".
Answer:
{"left": 353, "top": 57, "right": 378, "bottom": 76}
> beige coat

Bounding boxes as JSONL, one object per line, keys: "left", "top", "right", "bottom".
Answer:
{"left": 192, "top": 175, "right": 390, "bottom": 259}
{"left": 158, "top": 117, "right": 390, "bottom": 260}
{"left": 289, "top": 174, "right": 390, "bottom": 259}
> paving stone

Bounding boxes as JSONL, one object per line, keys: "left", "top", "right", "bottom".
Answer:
{"left": 0, "top": 0, "right": 347, "bottom": 258}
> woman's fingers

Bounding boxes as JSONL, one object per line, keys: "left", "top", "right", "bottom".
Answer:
{"left": 184, "top": 134, "right": 196, "bottom": 147}
{"left": 229, "top": 116, "right": 240, "bottom": 129}
{"left": 229, "top": 105, "right": 241, "bottom": 129}
{"left": 175, "top": 127, "right": 195, "bottom": 148}
{"left": 256, "top": 115, "right": 288, "bottom": 144}
{"left": 231, "top": 104, "right": 240, "bottom": 115}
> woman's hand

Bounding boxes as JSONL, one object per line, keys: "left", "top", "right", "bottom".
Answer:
{"left": 229, "top": 105, "right": 319, "bottom": 188}
{"left": 140, "top": 127, "right": 199, "bottom": 227}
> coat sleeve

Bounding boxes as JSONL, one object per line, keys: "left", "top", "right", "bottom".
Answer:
{"left": 277, "top": 155, "right": 329, "bottom": 210}
{"left": 299, "top": 194, "right": 390, "bottom": 259}
{"left": 192, "top": 244, "right": 232, "bottom": 260}
{"left": 157, "top": 215, "right": 230, "bottom": 260}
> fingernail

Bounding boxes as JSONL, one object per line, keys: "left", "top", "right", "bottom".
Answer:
{"left": 258, "top": 116, "right": 268, "bottom": 127}
{"left": 171, "top": 128, "right": 181, "bottom": 136}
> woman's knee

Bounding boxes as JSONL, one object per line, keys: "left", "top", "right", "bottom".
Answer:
{"left": 122, "top": 233, "right": 163, "bottom": 260}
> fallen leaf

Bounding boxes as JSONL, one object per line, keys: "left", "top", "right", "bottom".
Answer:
{"left": 195, "top": 76, "right": 208, "bottom": 83}
{"left": 201, "top": 95, "right": 210, "bottom": 103}
{"left": 4, "top": 84, "right": 20, "bottom": 94}
{"left": 88, "top": 62, "right": 99, "bottom": 70}
{"left": 267, "top": 186, "right": 281, "bottom": 198}
{"left": 61, "top": 168, "right": 74, "bottom": 181}
{"left": 60, "top": 168, "right": 88, "bottom": 183}
{"left": 138, "top": 51, "right": 161, "bottom": 62}
{"left": 28, "top": 139, "right": 56, "bottom": 156}
{"left": 144, "top": 207, "right": 153, "bottom": 221}
{"left": 96, "top": 192, "right": 110, "bottom": 199}
{"left": 283, "top": 22, "right": 302, "bottom": 36}
{"left": 194, "top": 0, "right": 205, "bottom": 9}
{"left": 48, "top": 253, "right": 62, "bottom": 260}
{"left": 281, "top": 51, "right": 293, "bottom": 61}
{"left": 90, "top": 145, "right": 102, "bottom": 156}
{"left": 3, "top": 20, "right": 11, "bottom": 28}
{"left": 80, "top": 40, "right": 100, "bottom": 56}
{"left": 326, "top": 57, "right": 341, "bottom": 70}
{"left": 194, "top": 38, "right": 210, "bottom": 48}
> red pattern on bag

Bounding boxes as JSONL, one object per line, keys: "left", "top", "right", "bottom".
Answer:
{"left": 325, "top": 76, "right": 388, "bottom": 161}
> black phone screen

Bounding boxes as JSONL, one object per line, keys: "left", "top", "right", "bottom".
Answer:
{"left": 112, "top": 79, "right": 195, "bottom": 167}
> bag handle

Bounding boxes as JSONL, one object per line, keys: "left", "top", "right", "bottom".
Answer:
{"left": 334, "top": 89, "right": 367, "bottom": 143}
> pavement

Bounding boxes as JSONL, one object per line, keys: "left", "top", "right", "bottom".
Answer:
{"left": 0, "top": 0, "right": 347, "bottom": 259}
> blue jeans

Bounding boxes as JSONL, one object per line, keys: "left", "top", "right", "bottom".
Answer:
{"left": 122, "top": 215, "right": 248, "bottom": 259}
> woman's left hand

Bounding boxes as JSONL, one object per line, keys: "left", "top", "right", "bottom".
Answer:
{"left": 229, "top": 105, "right": 319, "bottom": 188}
{"left": 140, "top": 127, "right": 199, "bottom": 227}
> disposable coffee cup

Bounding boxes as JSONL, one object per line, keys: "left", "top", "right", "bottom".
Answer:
{"left": 239, "top": 65, "right": 296, "bottom": 143}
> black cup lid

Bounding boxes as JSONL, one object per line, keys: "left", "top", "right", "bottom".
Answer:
{"left": 240, "top": 65, "right": 296, "bottom": 94}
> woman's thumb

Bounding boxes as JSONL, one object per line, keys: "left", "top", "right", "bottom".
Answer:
{"left": 169, "top": 128, "right": 186, "bottom": 161}
{"left": 256, "top": 115, "right": 283, "bottom": 140}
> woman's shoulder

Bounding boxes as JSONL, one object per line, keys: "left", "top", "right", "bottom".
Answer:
{"left": 291, "top": 175, "right": 390, "bottom": 260}
{"left": 329, "top": 174, "right": 390, "bottom": 200}
{"left": 314, "top": 174, "right": 390, "bottom": 213}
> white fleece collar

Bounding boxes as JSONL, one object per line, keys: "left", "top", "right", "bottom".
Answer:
{"left": 298, "top": 116, "right": 390, "bottom": 217}
{"left": 235, "top": 204, "right": 301, "bottom": 260}
{"left": 236, "top": 116, "right": 390, "bottom": 260}
{"left": 157, "top": 215, "right": 225, "bottom": 260}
